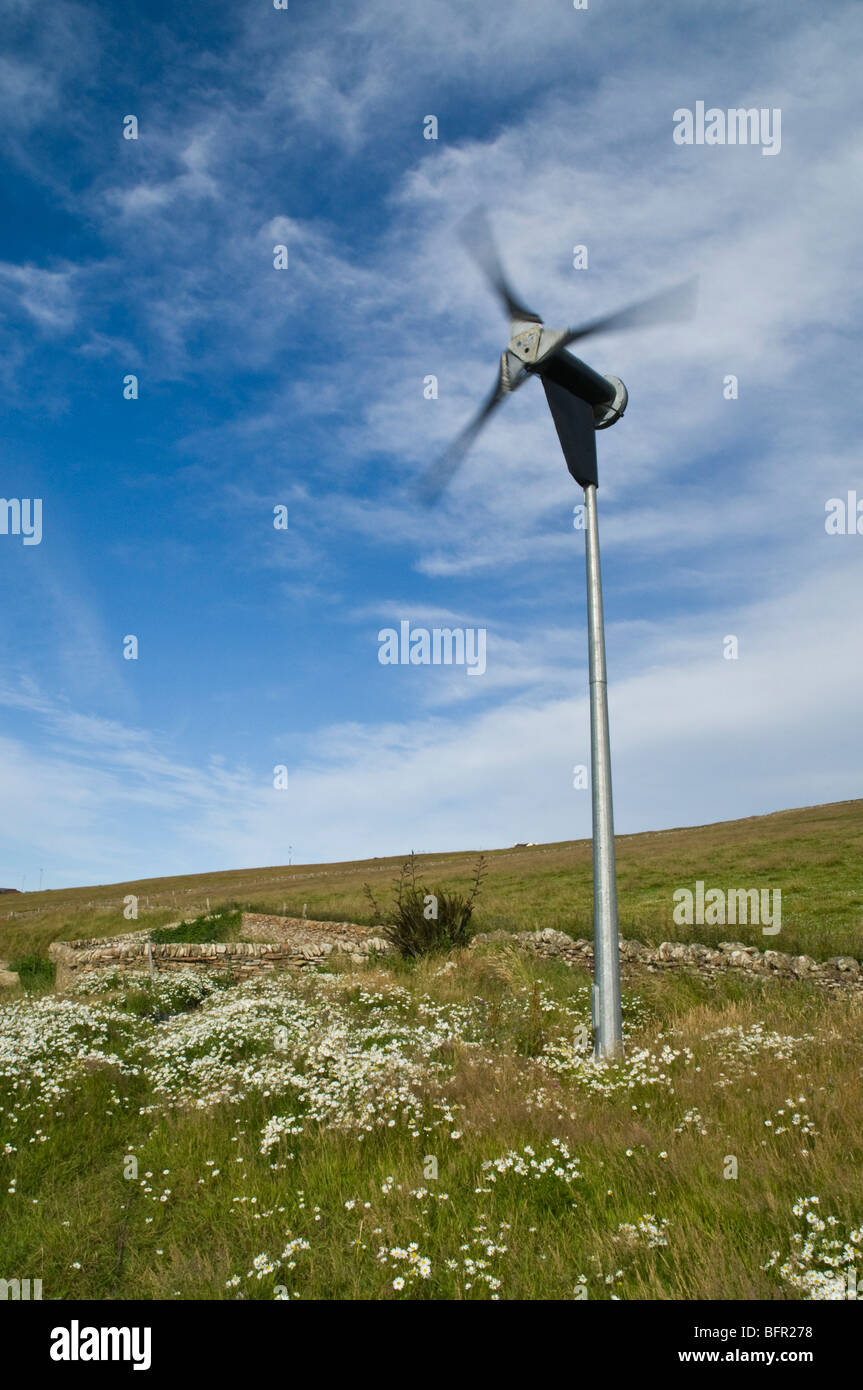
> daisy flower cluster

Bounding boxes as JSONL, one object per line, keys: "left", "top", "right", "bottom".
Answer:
{"left": 762, "top": 1098, "right": 817, "bottom": 1141}
{"left": 702, "top": 1023, "right": 817, "bottom": 1077}
{"left": 376, "top": 1242, "right": 433, "bottom": 1292}
{"left": 140, "top": 975, "right": 449, "bottom": 1132}
{"left": 120, "top": 972, "right": 476, "bottom": 1148}
{"left": 75, "top": 968, "right": 225, "bottom": 1010}
{"left": 0, "top": 995, "right": 140, "bottom": 1109}
{"left": 225, "top": 1234, "right": 312, "bottom": 1296}
{"left": 443, "top": 1221, "right": 509, "bottom": 1297}
{"left": 763, "top": 1197, "right": 863, "bottom": 1299}
{"left": 614, "top": 1214, "right": 671, "bottom": 1249}
{"left": 673, "top": 1108, "right": 707, "bottom": 1135}
{"left": 538, "top": 1037, "right": 695, "bottom": 1098}
{"left": 477, "top": 1138, "right": 582, "bottom": 1194}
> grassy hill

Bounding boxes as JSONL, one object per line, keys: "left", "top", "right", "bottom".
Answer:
{"left": 3, "top": 798, "right": 862, "bottom": 966}
{"left": 1, "top": 798, "right": 862, "bottom": 1302}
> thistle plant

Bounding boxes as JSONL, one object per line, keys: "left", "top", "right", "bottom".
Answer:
{"left": 363, "top": 852, "right": 487, "bottom": 958}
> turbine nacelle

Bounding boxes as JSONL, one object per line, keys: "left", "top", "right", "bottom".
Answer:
{"left": 504, "top": 320, "right": 626, "bottom": 427}
{"left": 416, "top": 209, "right": 696, "bottom": 503}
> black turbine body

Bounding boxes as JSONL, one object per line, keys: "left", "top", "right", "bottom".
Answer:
{"left": 417, "top": 208, "right": 695, "bottom": 503}
{"left": 417, "top": 211, "right": 696, "bottom": 1059}
{"left": 539, "top": 358, "right": 610, "bottom": 489}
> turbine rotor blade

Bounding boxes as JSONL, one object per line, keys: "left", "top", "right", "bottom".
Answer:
{"left": 459, "top": 207, "right": 542, "bottom": 326}
{"left": 559, "top": 276, "right": 698, "bottom": 349}
{"left": 416, "top": 368, "right": 507, "bottom": 505}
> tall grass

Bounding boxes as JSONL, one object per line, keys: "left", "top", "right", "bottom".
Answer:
{"left": 8, "top": 952, "right": 55, "bottom": 990}
{"left": 1, "top": 942, "right": 861, "bottom": 1300}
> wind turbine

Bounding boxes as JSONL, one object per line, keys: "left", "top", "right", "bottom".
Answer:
{"left": 419, "top": 211, "right": 696, "bottom": 1059}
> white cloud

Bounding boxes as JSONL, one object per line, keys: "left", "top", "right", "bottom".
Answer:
{"left": 2, "top": 552, "right": 861, "bottom": 886}
{"left": 2, "top": 0, "right": 862, "bottom": 885}
{"left": 0, "top": 262, "right": 77, "bottom": 330}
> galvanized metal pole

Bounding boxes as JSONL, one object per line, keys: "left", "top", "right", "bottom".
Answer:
{"left": 583, "top": 482, "right": 623, "bottom": 1058}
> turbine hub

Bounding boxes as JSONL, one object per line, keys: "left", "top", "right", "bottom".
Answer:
{"left": 508, "top": 322, "right": 543, "bottom": 363}
{"left": 509, "top": 323, "right": 574, "bottom": 368}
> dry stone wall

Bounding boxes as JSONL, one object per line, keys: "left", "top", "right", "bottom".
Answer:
{"left": 46, "top": 915, "right": 863, "bottom": 994}
{"left": 48, "top": 915, "right": 391, "bottom": 990}
{"left": 241, "top": 913, "right": 389, "bottom": 958}
{"left": 469, "top": 929, "right": 863, "bottom": 992}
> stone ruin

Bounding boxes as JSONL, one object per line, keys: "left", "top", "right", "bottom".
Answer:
{"left": 43, "top": 913, "right": 863, "bottom": 995}
{"left": 48, "top": 914, "right": 390, "bottom": 990}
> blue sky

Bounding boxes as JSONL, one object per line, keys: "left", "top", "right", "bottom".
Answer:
{"left": 1, "top": 0, "right": 861, "bottom": 889}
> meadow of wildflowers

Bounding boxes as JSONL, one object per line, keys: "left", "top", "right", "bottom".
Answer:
{"left": 1, "top": 937, "right": 861, "bottom": 1300}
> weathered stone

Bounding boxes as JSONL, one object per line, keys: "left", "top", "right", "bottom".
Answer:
{"left": 0, "top": 969, "right": 20, "bottom": 988}
{"left": 619, "top": 940, "right": 647, "bottom": 960}
{"left": 763, "top": 950, "right": 793, "bottom": 972}
{"left": 658, "top": 941, "right": 690, "bottom": 962}
{"left": 791, "top": 954, "right": 817, "bottom": 976}
{"left": 686, "top": 944, "right": 721, "bottom": 966}
{"left": 827, "top": 956, "right": 860, "bottom": 978}
{"left": 729, "top": 948, "right": 761, "bottom": 969}
{"left": 537, "top": 928, "right": 574, "bottom": 948}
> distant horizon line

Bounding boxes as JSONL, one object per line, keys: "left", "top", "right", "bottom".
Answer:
{"left": 3, "top": 795, "right": 858, "bottom": 899}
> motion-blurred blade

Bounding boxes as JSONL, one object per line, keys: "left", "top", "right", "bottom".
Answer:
{"left": 459, "top": 208, "right": 542, "bottom": 326}
{"left": 416, "top": 372, "right": 507, "bottom": 505}
{"left": 542, "top": 377, "right": 597, "bottom": 489}
{"left": 559, "top": 276, "right": 698, "bottom": 350}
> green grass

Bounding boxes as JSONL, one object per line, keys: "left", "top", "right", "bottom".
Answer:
{"left": 149, "top": 907, "right": 242, "bottom": 944}
{"left": 1, "top": 799, "right": 861, "bottom": 1301}
{"left": 8, "top": 952, "right": 56, "bottom": 990}
{"left": 1, "top": 798, "right": 861, "bottom": 964}
{"left": 1, "top": 944, "right": 861, "bottom": 1301}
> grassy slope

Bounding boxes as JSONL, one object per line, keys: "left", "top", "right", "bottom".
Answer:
{"left": 2, "top": 799, "right": 862, "bottom": 1301}
{"left": 1, "top": 953, "right": 861, "bottom": 1300}
{"left": 3, "top": 798, "right": 862, "bottom": 964}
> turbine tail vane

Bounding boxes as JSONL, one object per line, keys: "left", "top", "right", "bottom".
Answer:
{"left": 542, "top": 378, "right": 598, "bottom": 488}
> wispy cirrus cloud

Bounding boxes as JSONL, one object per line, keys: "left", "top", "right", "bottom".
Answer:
{"left": 0, "top": 0, "right": 861, "bottom": 886}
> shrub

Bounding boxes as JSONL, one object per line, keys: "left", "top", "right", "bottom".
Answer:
{"left": 9, "top": 952, "right": 55, "bottom": 989}
{"left": 364, "top": 853, "right": 486, "bottom": 959}
{"left": 149, "top": 906, "right": 241, "bottom": 944}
